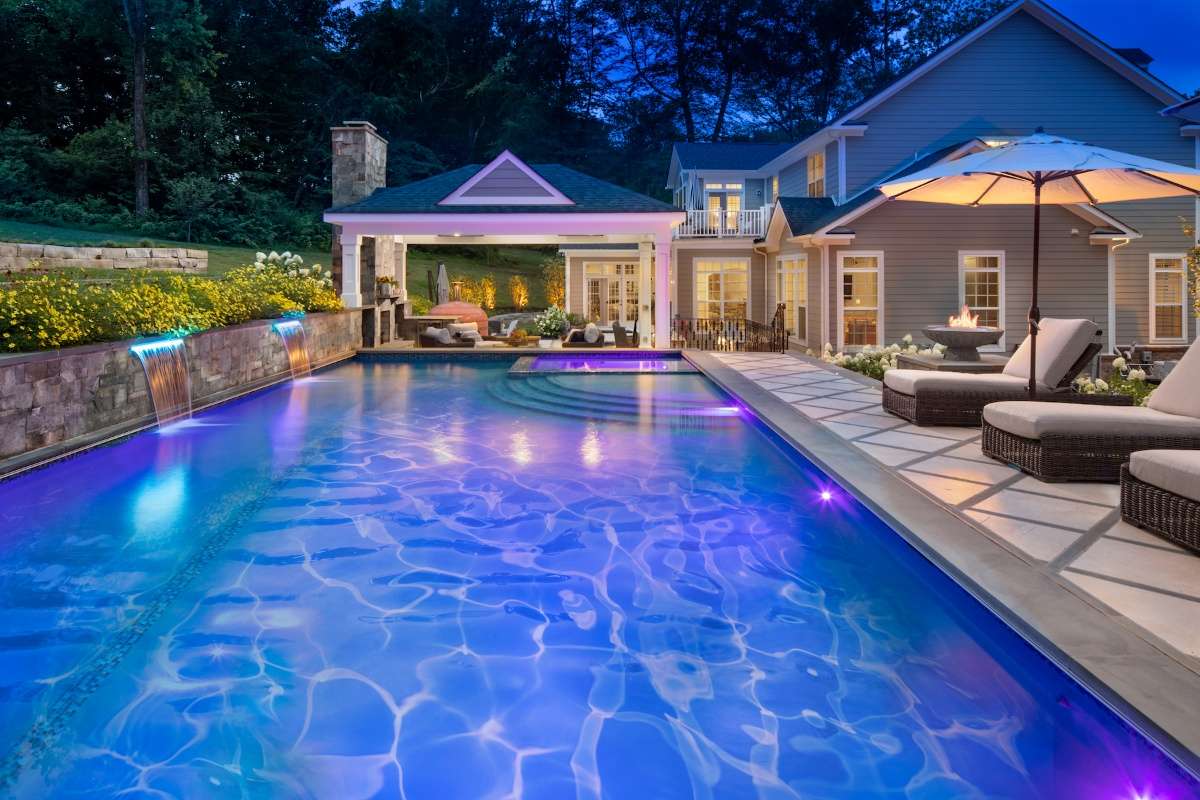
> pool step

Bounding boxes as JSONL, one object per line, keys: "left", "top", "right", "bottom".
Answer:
{"left": 487, "top": 377, "right": 739, "bottom": 428}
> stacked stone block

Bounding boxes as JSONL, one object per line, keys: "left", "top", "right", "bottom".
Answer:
{"left": 0, "top": 242, "right": 208, "bottom": 272}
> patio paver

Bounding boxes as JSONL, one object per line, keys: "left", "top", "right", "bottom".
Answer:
{"left": 710, "top": 350, "right": 1200, "bottom": 662}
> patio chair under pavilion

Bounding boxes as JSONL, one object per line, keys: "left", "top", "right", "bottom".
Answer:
{"left": 323, "top": 150, "right": 685, "bottom": 348}
{"left": 879, "top": 131, "right": 1200, "bottom": 397}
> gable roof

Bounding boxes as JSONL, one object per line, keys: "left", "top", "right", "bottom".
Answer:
{"left": 329, "top": 163, "right": 676, "bottom": 215}
{"left": 759, "top": 0, "right": 1185, "bottom": 177}
{"left": 439, "top": 150, "right": 573, "bottom": 206}
{"left": 1163, "top": 95, "right": 1200, "bottom": 123}
{"left": 672, "top": 142, "right": 796, "bottom": 171}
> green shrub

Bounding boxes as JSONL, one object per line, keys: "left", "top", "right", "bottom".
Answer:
{"left": 0, "top": 252, "right": 340, "bottom": 352}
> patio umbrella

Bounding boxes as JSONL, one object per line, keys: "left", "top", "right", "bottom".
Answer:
{"left": 436, "top": 262, "right": 450, "bottom": 305}
{"left": 880, "top": 131, "right": 1200, "bottom": 396}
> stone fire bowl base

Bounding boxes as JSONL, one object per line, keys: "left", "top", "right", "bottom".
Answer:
{"left": 923, "top": 325, "right": 1004, "bottom": 362}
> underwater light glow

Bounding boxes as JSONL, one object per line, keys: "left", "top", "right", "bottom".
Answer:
{"left": 820, "top": 490, "right": 833, "bottom": 501}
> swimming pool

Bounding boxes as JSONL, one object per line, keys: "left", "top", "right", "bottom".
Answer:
{"left": 0, "top": 360, "right": 1194, "bottom": 798}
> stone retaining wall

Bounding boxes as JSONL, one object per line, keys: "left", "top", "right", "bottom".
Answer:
{"left": 0, "top": 310, "right": 360, "bottom": 475}
{"left": 0, "top": 242, "right": 208, "bottom": 272}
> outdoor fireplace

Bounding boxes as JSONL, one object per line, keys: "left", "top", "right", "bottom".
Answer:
{"left": 922, "top": 305, "right": 1004, "bottom": 361}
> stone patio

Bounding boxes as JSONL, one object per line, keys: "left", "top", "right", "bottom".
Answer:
{"left": 711, "top": 351, "right": 1200, "bottom": 663}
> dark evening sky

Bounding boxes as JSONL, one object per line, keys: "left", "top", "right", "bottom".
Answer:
{"left": 1046, "top": 0, "right": 1200, "bottom": 95}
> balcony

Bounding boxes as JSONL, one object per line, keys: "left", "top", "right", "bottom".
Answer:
{"left": 675, "top": 207, "right": 767, "bottom": 239}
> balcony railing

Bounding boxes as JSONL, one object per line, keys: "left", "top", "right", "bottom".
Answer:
{"left": 675, "top": 207, "right": 767, "bottom": 239}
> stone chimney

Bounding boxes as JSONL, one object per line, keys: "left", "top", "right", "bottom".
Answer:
{"left": 330, "top": 121, "right": 388, "bottom": 298}
{"left": 332, "top": 120, "right": 387, "bottom": 207}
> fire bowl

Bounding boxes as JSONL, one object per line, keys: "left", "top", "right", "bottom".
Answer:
{"left": 923, "top": 325, "right": 1004, "bottom": 361}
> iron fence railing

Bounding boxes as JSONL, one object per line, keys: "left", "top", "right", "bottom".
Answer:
{"left": 670, "top": 305, "right": 787, "bottom": 352}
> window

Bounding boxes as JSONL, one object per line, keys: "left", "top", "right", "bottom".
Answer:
{"left": 838, "top": 252, "right": 883, "bottom": 348}
{"left": 771, "top": 175, "right": 779, "bottom": 202}
{"left": 585, "top": 262, "right": 638, "bottom": 325}
{"left": 959, "top": 251, "right": 1005, "bottom": 348}
{"left": 776, "top": 255, "right": 807, "bottom": 344}
{"left": 807, "top": 151, "right": 825, "bottom": 197}
{"left": 1150, "top": 254, "right": 1187, "bottom": 343}
{"left": 695, "top": 259, "right": 748, "bottom": 320}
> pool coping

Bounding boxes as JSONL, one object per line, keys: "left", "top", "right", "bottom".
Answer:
{"left": 686, "top": 349, "right": 1200, "bottom": 776}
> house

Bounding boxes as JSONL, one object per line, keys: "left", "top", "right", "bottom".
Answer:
{"left": 326, "top": 0, "right": 1197, "bottom": 355}
{"left": 650, "top": 0, "right": 1197, "bottom": 354}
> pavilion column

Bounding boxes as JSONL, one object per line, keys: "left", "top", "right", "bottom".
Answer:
{"left": 395, "top": 238, "right": 408, "bottom": 302}
{"left": 638, "top": 241, "right": 653, "bottom": 347}
{"left": 654, "top": 236, "right": 671, "bottom": 348}
{"left": 340, "top": 231, "right": 362, "bottom": 308}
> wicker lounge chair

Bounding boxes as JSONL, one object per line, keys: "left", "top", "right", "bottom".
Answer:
{"left": 1120, "top": 452, "right": 1200, "bottom": 554}
{"left": 882, "top": 319, "right": 1125, "bottom": 426}
{"left": 982, "top": 340, "right": 1200, "bottom": 482}
{"left": 562, "top": 323, "right": 608, "bottom": 348}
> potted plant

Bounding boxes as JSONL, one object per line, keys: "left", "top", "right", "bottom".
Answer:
{"left": 375, "top": 275, "right": 398, "bottom": 299}
{"left": 533, "top": 306, "right": 568, "bottom": 349}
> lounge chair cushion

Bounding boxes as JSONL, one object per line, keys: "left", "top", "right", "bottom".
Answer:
{"left": 423, "top": 326, "right": 453, "bottom": 345}
{"left": 883, "top": 370, "right": 1029, "bottom": 395}
{"left": 983, "top": 402, "right": 1200, "bottom": 441}
{"left": 1129, "top": 449, "right": 1200, "bottom": 503}
{"left": 1002, "top": 318, "right": 1100, "bottom": 387}
{"left": 1146, "top": 341, "right": 1200, "bottom": 419}
{"left": 584, "top": 323, "right": 601, "bottom": 344}
{"left": 447, "top": 322, "right": 479, "bottom": 336}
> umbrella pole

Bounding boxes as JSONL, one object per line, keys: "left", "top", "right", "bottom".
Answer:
{"left": 1027, "top": 179, "right": 1042, "bottom": 399}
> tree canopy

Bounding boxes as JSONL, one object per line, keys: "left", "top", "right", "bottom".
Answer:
{"left": 0, "top": 0, "right": 1005, "bottom": 248}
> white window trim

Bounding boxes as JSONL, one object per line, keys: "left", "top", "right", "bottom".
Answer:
{"left": 1149, "top": 252, "right": 1188, "bottom": 344}
{"left": 693, "top": 257, "right": 750, "bottom": 319}
{"left": 776, "top": 254, "right": 808, "bottom": 345}
{"left": 837, "top": 251, "right": 884, "bottom": 351}
{"left": 958, "top": 250, "right": 1006, "bottom": 351}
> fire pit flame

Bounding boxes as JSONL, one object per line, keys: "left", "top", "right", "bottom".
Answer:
{"left": 948, "top": 304, "right": 980, "bottom": 328}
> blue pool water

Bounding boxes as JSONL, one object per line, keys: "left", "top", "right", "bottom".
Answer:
{"left": 0, "top": 360, "right": 1195, "bottom": 798}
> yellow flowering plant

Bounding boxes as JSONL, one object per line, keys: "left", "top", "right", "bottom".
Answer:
{"left": 0, "top": 253, "right": 342, "bottom": 352}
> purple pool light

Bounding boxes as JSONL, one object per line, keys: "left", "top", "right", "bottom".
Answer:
{"left": 528, "top": 355, "right": 693, "bottom": 373}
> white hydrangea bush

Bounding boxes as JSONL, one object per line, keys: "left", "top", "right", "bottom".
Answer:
{"left": 254, "top": 250, "right": 333, "bottom": 288}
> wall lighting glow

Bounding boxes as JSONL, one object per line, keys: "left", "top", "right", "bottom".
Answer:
{"left": 130, "top": 337, "right": 185, "bottom": 357}
{"left": 272, "top": 319, "right": 304, "bottom": 334}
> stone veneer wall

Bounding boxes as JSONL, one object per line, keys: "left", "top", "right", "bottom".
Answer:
{"left": 0, "top": 242, "right": 207, "bottom": 272}
{"left": 0, "top": 310, "right": 360, "bottom": 475}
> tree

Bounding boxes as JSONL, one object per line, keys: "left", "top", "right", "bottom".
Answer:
{"left": 120, "top": 0, "right": 149, "bottom": 215}
{"left": 165, "top": 176, "right": 219, "bottom": 241}
{"left": 541, "top": 258, "right": 565, "bottom": 307}
{"left": 509, "top": 275, "right": 530, "bottom": 310}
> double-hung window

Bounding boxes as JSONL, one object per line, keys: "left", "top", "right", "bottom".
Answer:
{"left": 1150, "top": 254, "right": 1187, "bottom": 343}
{"left": 838, "top": 252, "right": 883, "bottom": 348}
{"left": 807, "top": 152, "right": 825, "bottom": 197}
{"left": 959, "top": 251, "right": 1005, "bottom": 348}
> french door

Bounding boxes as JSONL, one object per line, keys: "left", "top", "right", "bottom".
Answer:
{"left": 776, "top": 255, "right": 807, "bottom": 344}
{"left": 585, "top": 263, "right": 638, "bottom": 326}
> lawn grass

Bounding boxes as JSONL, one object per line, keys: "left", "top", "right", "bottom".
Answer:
{"left": 0, "top": 219, "right": 555, "bottom": 307}
{"left": 0, "top": 219, "right": 327, "bottom": 275}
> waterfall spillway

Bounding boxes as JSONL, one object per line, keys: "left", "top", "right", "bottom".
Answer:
{"left": 131, "top": 338, "right": 192, "bottom": 426}
{"left": 273, "top": 320, "right": 312, "bottom": 378}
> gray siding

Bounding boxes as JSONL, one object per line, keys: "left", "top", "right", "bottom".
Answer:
{"left": 826, "top": 201, "right": 1107, "bottom": 349}
{"left": 745, "top": 178, "right": 766, "bottom": 209}
{"left": 1112, "top": 199, "right": 1195, "bottom": 345}
{"left": 461, "top": 160, "right": 553, "bottom": 197}
{"left": 824, "top": 142, "right": 839, "bottom": 200}
{"left": 842, "top": 11, "right": 1191, "bottom": 196}
{"left": 779, "top": 159, "right": 807, "bottom": 197}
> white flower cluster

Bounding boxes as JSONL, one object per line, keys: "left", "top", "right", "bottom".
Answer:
{"left": 818, "top": 334, "right": 945, "bottom": 375}
{"left": 254, "top": 250, "right": 333, "bottom": 288}
{"left": 1073, "top": 375, "right": 1111, "bottom": 394}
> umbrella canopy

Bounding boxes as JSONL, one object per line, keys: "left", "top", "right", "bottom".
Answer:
{"left": 436, "top": 262, "right": 450, "bottom": 305}
{"left": 880, "top": 132, "right": 1200, "bottom": 396}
